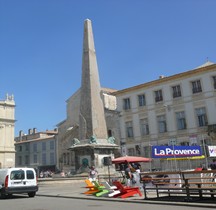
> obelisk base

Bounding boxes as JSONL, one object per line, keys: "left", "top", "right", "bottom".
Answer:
{"left": 69, "top": 143, "right": 119, "bottom": 174}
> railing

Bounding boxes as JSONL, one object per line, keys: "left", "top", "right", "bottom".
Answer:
{"left": 140, "top": 170, "right": 216, "bottom": 201}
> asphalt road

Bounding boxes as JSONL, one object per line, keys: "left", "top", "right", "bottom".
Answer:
{"left": 0, "top": 195, "right": 212, "bottom": 210}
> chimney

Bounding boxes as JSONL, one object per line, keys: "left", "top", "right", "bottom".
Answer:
{"left": 19, "top": 130, "right": 24, "bottom": 141}
{"left": 33, "top": 128, "right": 37, "bottom": 134}
{"left": 19, "top": 130, "right": 24, "bottom": 137}
{"left": 18, "top": 130, "right": 24, "bottom": 141}
{"left": 28, "top": 128, "right": 33, "bottom": 135}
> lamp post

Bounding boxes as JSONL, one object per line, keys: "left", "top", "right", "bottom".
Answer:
{"left": 201, "top": 135, "right": 209, "bottom": 168}
{"left": 149, "top": 144, "right": 152, "bottom": 171}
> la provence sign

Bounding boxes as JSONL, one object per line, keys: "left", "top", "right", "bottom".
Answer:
{"left": 152, "top": 146, "right": 202, "bottom": 159}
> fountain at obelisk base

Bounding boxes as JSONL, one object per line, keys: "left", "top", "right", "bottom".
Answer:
{"left": 68, "top": 19, "right": 119, "bottom": 174}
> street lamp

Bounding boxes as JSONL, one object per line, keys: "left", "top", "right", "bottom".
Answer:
{"left": 201, "top": 135, "right": 209, "bottom": 168}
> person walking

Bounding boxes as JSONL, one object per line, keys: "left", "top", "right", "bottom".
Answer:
{"left": 132, "top": 163, "right": 142, "bottom": 188}
{"left": 125, "top": 163, "right": 136, "bottom": 186}
{"left": 210, "top": 159, "right": 216, "bottom": 170}
{"left": 88, "top": 166, "right": 98, "bottom": 181}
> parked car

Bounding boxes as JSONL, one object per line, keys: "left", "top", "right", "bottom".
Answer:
{"left": 0, "top": 167, "right": 38, "bottom": 198}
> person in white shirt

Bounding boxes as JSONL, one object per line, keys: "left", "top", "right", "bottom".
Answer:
{"left": 88, "top": 166, "right": 98, "bottom": 181}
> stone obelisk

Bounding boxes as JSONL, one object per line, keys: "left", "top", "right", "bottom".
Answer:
{"left": 79, "top": 19, "right": 107, "bottom": 143}
{"left": 69, "top": 19, "right": 118, "bottom": 173}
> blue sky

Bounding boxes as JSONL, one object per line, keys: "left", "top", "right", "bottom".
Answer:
{"left": 0, "top": 0, "right": 216, "bottom": 136}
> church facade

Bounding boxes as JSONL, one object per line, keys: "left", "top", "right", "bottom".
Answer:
{"left": 0, "top": 94, "right": 15, "bottom": 168}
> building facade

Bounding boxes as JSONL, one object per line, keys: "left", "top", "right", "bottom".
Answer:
{"left": 113, "top": 61, "right": 216, "bottom": 170}
{"left": 0, "top": 94, "right": 15, "bottom": 168}
{"left": 14, "top": 128, "right": 58, "bottom": 173}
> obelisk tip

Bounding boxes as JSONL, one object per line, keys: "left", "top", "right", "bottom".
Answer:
{"left": 85, "top": 18, "right": 91, "bottom": 23}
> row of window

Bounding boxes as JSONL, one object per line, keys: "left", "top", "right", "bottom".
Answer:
{"left": 123, "top": 77, "right": 216, "bottom": 110}
{"left": 18, "top": 152, "right": 55, "bottom": 166}
{"left": 17, "top": 141, "right": 55, "bottom": 152}
{"left": 125, "top": 107, "right": 208, "bottom": 138}
{"left": 33, "top": 141, "right": 55, "bottom": 152}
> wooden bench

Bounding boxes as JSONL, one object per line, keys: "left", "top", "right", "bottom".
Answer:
{"left": 140, "top": 170, "right": 216, "bottom": 201}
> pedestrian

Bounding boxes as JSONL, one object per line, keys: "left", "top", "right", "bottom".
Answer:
{"left": 134, "top": 163, "right": 141, "bottom": 173}
{"left": 39, "top": 171, "right": 44, "bottom": 178}
{"left": 210, "top": 158, "right": 216, "bottom": 170}
{"left": 125, "top": 163, "right": 136, "bottom": 186}
{"left": 88, "top": 166, "right": 98, "bottom": 181}
{"left": 60, "top": 171, "right": 65, "bottom": 177}
{"left": 133, "top": 163, "right": 142, "bottom": 188}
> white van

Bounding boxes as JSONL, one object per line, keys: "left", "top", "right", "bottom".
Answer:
{"left": 0, "top": 167, "right": 38, "bottom": 198}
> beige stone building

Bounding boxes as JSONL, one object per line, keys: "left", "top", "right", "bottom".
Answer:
{"left": 113, "top": 61, "right": 216, "bottom": 170}
{"left": 0, "top": 94, "right": 15, "bottom": 168}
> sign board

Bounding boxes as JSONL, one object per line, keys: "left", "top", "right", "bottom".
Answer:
{"left": 168, "top": 138, "right": 177, "bottom": 146}
{"left": 152, "top": 146, "right": 202, "bottom": 159}
{"left": 208, "top": 146, "right": 216, "bottom": 157}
